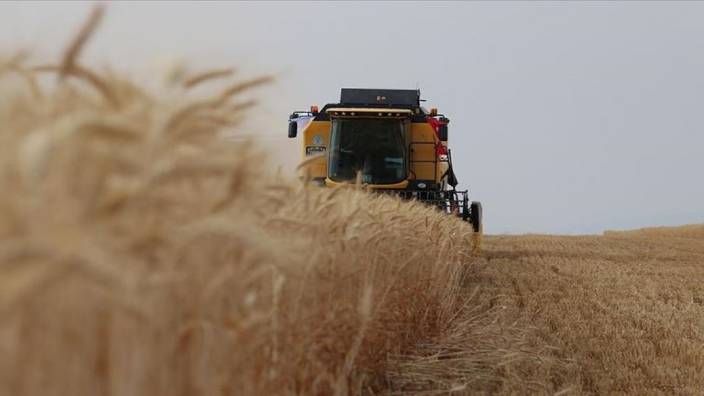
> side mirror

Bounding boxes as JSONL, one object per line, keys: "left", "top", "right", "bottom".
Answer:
{"left": 288, "top": 120, "right": 297, "bottom": 138}
{"left": 438, "top": 125, "right": 448, "bottom": 141}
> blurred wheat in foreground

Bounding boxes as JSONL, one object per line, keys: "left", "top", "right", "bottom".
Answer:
{"left": 0, "top": 43, "right": 516, "bottom": 394}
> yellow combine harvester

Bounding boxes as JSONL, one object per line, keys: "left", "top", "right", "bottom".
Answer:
{"left": 288, "top": 88, "right": 482, "bottom": 232}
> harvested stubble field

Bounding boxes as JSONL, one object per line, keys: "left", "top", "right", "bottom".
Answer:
{"left": 2, "top": 11, "right": 704, "bottom": 396}
{"left": 471, "top": 227, "right": 704, "bottom": 394}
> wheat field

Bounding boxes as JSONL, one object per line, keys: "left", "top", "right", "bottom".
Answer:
{"left": 472, "top": 227, "right": 704, "bottom": 394}
{"left": 2, "top": 9, "right": 704, "bottom": 395}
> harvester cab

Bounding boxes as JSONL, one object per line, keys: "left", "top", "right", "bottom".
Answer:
{"left": 288, "top": 88, "right": 482, "bottom": 232}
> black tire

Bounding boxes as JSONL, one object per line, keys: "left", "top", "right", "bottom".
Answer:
{"left": 461, "top": 198, "right": 471, "bottom": 221}
{"left": 470, "top": 201, "right": 482, "bottom": 233}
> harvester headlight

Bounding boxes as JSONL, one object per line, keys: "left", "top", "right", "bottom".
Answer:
{"left": 417, "top": 182, "right": 427, "bottom": 189}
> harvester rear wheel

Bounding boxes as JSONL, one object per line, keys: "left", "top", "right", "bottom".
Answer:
{"left": 470, "top": 201, "right": 482, "bottom": 233}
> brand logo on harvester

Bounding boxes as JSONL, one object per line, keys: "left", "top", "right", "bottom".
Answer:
{"left": 376, "top": 96, "right": 387, "bottom": 102}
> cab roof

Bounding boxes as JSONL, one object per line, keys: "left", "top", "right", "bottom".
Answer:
{"left": 311, "top": 89, "right": 434, "bottom": 122}
{"left": 325, "top": 107, "right": 412, "bottom": 117}
{"left": 339, "top": 89, "right": 420, "bottom": 107}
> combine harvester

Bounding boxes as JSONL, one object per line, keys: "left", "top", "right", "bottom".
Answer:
{"left": 287, "top": 88, "right": 482, "bottom": 233}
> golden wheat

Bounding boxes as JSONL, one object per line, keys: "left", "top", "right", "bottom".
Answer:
{"left": 0, "top": 43, "right": 498, "bottom": 395}
{"left": 465, "top": 227, "right": 704, "bottom": 394}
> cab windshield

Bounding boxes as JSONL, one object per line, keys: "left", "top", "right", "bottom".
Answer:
{"left": 328, "top": 118, "right": 406, "bottom": 184}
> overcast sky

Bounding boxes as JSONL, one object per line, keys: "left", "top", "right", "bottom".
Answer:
{"left": 2, "top": 1, "right": 703, "bottom": 234}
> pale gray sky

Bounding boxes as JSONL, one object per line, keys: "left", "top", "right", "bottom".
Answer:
{"left": 2, "top": 1, "right": 703, "bottom": 234}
